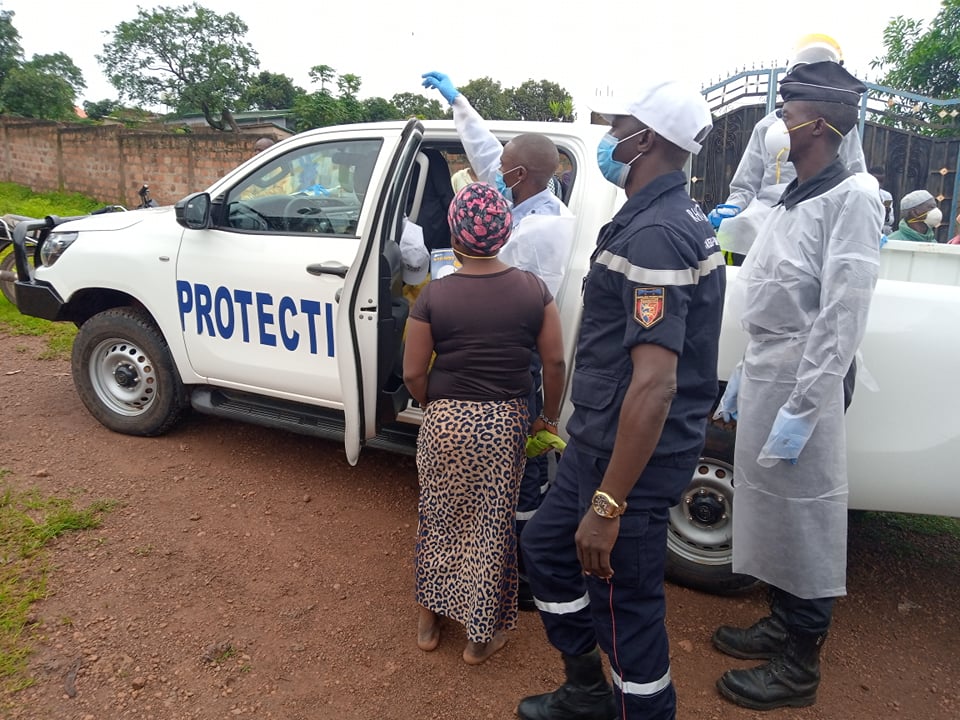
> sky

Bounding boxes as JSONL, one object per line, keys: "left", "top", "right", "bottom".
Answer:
{"left": 3, "top": 0, "right": 947, "bottom": 120}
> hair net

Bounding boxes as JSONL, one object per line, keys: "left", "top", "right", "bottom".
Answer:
{"left": 447, "top": 183, "right": 512, "bottom": 256}
{"left": 900, "top": 189, "right": 934, "bottom": 213}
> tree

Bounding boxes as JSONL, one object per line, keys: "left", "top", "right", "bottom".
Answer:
{"left": 509, "top": 80, "right": 573, "bottom": 122}
{"left": 871, "top": 0, "right": 960, "bottom": 133}
{"left": 549, "top": 98, "right": 576, "bottom": 123}
{"left": 0, "top": 65, "right": 76, "bottom": 120}
{"left": 27, "top": 52, "right": 86, "bottom": 95}
{"left": 390, "top": 92, "right": 445, "bottom": 120}
{"left": 0, "top": 9, "right": 22, "bottom": 88}
{"left": 361, "top": 97, "right": 402, "bottom": 122}
{"left": 457, "top": 77, "right": 515, "bottom": 120}
{"left": 97, "top": 2, "right": 259, "bottom": 131}
{"left": 240, "top": 71, "right": 301, "bottom": 111}
{"left": 83, "top": 98, "right": 122, "bottom": 120}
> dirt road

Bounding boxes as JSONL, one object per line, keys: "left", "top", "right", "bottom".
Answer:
{"left": 1, "top": 331, "right": 958, "bottom": 719}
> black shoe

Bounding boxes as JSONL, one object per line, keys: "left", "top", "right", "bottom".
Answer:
{"left": 716, "top": 629, "right": 826, "bottom": 711}
{"left": 517, "top": 649, "right": 617, "bottom": 720}
{"left": 712, "top": 614, "right": 787, "bottom": 660}
{"left": 518, "top": 577, "right": 537, "bottom": 612}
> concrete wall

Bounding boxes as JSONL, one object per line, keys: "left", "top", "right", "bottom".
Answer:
{"left": 0, "top": 116, "right": 282, "bottom": 208}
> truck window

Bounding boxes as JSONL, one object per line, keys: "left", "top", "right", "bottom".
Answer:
{"left": 223, "top": 139, "right": 384, "bottom": 236}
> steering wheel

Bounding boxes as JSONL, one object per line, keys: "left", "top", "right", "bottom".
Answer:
{"left": 283, "top": 197, "right": 334, "bottom": 234}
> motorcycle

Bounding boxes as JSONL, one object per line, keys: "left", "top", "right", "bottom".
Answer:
{"left": 1, "top": 183, "right": 159, "bottom": 306}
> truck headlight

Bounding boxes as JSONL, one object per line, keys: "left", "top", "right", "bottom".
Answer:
{"left": 40, "top": 231, "right": 78, "bottom": 267}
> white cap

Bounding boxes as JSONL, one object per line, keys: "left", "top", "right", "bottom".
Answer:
{"left": 591, "top": 80, "right": 713, "bottom": 154}
{"left": 900, "top": 189, "right": 935, "bottom": 213}
{"left": 400, "top": 219, "right": 429, "bottom": 285}
{"left": 789, "top": 33, "right": 843, "bottom": 70}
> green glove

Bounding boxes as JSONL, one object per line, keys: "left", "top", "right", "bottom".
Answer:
{"left": 526, "top": 430, "right": 567, "bottom": 458}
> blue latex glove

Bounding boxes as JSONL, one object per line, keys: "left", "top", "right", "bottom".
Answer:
{"left": 713, "top": 364, "right": 742, "bottom": 422}
{"left": 879, "top": 234, "right": 888, "bottom": 249}
{"left": 707, "top": 204, "right": 741, "bottom": 230}
{"left": 421, "top": 71, "right": 461, "bottom": 104}
{"left": 757, "top": 408, "right": 814, "bottom": 467}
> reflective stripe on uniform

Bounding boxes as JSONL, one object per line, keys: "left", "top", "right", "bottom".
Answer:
{"left": 516, "top": 508, "right": 538, "bottom": 521}
{"left": 533, "top": 591, "right": 590, "bottom": 615}
{"left": 595, "top": 249, "right": 724, "bottom": 286}
{"left": 612, "top": 666, "right": 672, "bottom": 697}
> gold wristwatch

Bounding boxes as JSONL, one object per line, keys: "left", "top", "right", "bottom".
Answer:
{"left": 591, "top": 490, "right": 627, "bottom": 519}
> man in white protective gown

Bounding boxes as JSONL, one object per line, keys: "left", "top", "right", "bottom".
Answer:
{"left": 710, "top": 60, "right": 882, "bottom": 711}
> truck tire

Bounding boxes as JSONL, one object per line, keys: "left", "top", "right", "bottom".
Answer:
{"left": 72, "top": 308, "right": 188, "bottom": 436}
{"left": 665, "top": 420, "right": 760, "bottom": 595}
{"left": 1, "top": 247, "right": 22, "bottom": 306}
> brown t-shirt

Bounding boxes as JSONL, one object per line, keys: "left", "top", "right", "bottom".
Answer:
{"left": 410, "top": 267, "right": 553, "bottom": 402}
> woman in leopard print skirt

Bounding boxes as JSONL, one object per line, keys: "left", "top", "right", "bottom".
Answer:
{"left": 403, "top": 182, "right": 565, "bottom": 664}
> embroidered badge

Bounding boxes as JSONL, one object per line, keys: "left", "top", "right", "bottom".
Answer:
{"left": 634, "top": 287, "right": 665, "bottom": 328}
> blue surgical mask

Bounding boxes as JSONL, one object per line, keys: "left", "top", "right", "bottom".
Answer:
{"left": 495, "top": 165, "right": 523, "bottom": 203}
{"left": 597, "top": 130, "right": 647, "bottom": 188}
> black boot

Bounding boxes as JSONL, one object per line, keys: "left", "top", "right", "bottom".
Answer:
{"left": 716, "top": 629, "right": 827, "bottom": 710}
{"left": 712, "top": 614, "right": 787, "bottom": 659}
{"left": 517, "top": 648, "right": 617, "bottom": 720}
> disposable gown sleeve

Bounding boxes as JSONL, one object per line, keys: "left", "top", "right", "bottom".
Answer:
{"left": 758, "top": 185, "right": 882, "bottom": 463}
{"left": 451, "top": 96, "right": 502, "bottom": 185}
{"left": 724, "top": 122, "right": 767, "bottom": 210}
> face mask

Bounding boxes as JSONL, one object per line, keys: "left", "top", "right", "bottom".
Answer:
{"left": 596, "top": 129, "right": 647, "bottom": 188}
{"left": 495, "top": 166, "right": 523, "bottom": 203}
{"left": 921, "top": 207, "right": 943, "bottom": 229}
{"left": 764, "top": 116, "right": 844, "bottom": 168}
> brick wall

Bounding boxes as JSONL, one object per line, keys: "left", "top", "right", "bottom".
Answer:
{"left": 0, "top": 116, "right": 273, "bottom": 208}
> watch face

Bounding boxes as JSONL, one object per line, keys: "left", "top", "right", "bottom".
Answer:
{"left": 593, "top": 493, "right": 613, "bottom": 517}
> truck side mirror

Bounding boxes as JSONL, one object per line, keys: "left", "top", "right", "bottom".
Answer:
{"left": 175, "top": 192, "right": 211, "bottom": 230}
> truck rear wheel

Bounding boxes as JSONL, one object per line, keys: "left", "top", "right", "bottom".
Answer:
{"left": 665, "top": 421, "right": 760, "bottom": 595}
{"left": 72, "top": 308, "right": 188, "bottom": 436}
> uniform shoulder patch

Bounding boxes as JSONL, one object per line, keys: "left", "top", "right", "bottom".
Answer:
{"left": 634, "top": 287, "right": 665, "bottom": 328}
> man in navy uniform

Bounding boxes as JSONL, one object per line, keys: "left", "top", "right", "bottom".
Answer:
{"left": 516, "top": 80, "right": 724, "bottom": 720}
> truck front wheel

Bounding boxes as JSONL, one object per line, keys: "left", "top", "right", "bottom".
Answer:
{"left": 72, "top": 308, "right": 188, "bottom": 436}
{"left": 665, "top": 421, "right": 760, "bottom": 595}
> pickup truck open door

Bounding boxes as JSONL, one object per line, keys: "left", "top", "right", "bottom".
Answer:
{"left": 337, "top": 119, "right": 424, "bottom": 465}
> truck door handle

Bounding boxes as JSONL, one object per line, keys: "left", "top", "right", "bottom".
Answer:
{"left": 307, "top": 262, "right": 348, "bottom": 277}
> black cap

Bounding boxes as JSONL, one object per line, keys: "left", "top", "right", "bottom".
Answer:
{"left": 780, "top": 61, "right": 866, "bottom": 107}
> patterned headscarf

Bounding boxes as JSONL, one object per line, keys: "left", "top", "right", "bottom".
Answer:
{"left": 446, "top": 182, "right": 513, "bottom": 256}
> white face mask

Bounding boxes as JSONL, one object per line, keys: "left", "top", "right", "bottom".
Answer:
{"left": 922, "top": 207, "right": 943, "bottom": 229}
{"left": 763, "top": 118, "right": 792, "bottom": 165}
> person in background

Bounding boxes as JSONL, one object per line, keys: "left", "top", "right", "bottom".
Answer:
{"left": 712, "top": 61, "right": 881, "bottom": 712}
{"left": 868, "top": 165, "right": 895, "bottom": 234}
{"left": 252, "top": 136, "right": 276, "bottom": 156}
{"left": 709, "top": 34, "right": 866, "bottom": 262}
{"left": 403, "top": 183, "right": 565, "bottom": 665}
{"left": 422, "top": 70, "right": 576, "bottom": 611}
{"left": 516, "top": 79, "right": 722, "bottom": 720}
{"left": 949, "top": 212, "right": 960, "bottom": 244}
{"left": 887, "top": 190, "right": 941, "bottom": 243}
{"left": 450, "top": 165, "right": 477, "bottom": 193}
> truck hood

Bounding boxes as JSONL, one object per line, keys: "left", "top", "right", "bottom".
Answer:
{"left": 57, "top": 206, "right": 173, "bottom": 233}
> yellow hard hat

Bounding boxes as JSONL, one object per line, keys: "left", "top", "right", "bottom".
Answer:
{"left": 790, "top": 34, "right": 843, "bottom": 68}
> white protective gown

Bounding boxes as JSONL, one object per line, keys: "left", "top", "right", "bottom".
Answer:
{"left": 451, "top": 96, "right": 575, "bottom": 298}
{"left": 727, "top": 171, "right": 881, "bottom": 599}
{"left": 717, "top": 111, "right": 866, "bottom": 256}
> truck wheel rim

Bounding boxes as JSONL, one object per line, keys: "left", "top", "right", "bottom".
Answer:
{"left": 667, "top": 459, "right": 735, "bottom": 567}
{"left": 88, "top": 337, "right": 158, "bottom": 416}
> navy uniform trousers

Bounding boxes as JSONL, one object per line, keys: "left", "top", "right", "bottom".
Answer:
{"left": 517, "top": 353, "right": 547, "bottom": 540}
{"left": 521, "top": 441, "right": 692, "bottom": 719}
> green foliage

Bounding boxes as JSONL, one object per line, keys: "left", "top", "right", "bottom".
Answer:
{"left": 26, "top": 53, "right": 85, "bottom": 95}
{"left": 509, "top": 80, "right": 575, "bottom": 122}
{"left": 0, "top": 66, "right": 75, "bottom": 120}
{"left": 871, "top": 0, "right": 960, "bottom": 135}
{"left": 83, "top": 98, "right": 121, "bottom": 120}
{"left": 362, "top": 97, "right": 403, "bottom": 122}
{"left": 0, "top": 485, "right": 114, "bottom": 692}
{"left": 0, "top": 9, "right": 23, "bottom": 88}
{"left": 390, "top": 92, "right": 445, "bottom": 120}
{"left": 97, "top": 2, "right": 259, "bottom": 131}
{"left": 458, "top": 77, "right": 516, "bottom": 120}
{"left": 240, "top": 71, "right": 302, "bottom": 111}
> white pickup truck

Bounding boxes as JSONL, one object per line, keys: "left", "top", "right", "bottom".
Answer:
{"left": 8, "top": 118, "right": 960, "bottom": 593}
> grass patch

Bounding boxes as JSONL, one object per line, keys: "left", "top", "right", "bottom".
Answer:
{"left": 0, "top": 292, "right": 76, "bottom": 360}
{"left": 850, "top": 511, "right": 960, "bottom": 564}
{"left": 0, "top": 484, "right": 114, "bottom": 694}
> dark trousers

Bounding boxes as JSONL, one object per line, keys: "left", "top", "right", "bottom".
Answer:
{"left": 774, "top": 588, "right": 835, "bottom": 634}
{"left": 517, "top": 353, "right": 547, "bottom": 566}
{"left": 521, "top": 442, "right": 690, "bottom": 720}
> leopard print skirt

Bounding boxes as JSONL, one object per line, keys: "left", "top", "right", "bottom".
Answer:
{"left": 415, "top": 397, "right": 528, "bottom": 644}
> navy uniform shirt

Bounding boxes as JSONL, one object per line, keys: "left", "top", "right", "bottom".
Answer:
{"left": 567, "top": 170, "right": 725, "bottom": 477}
